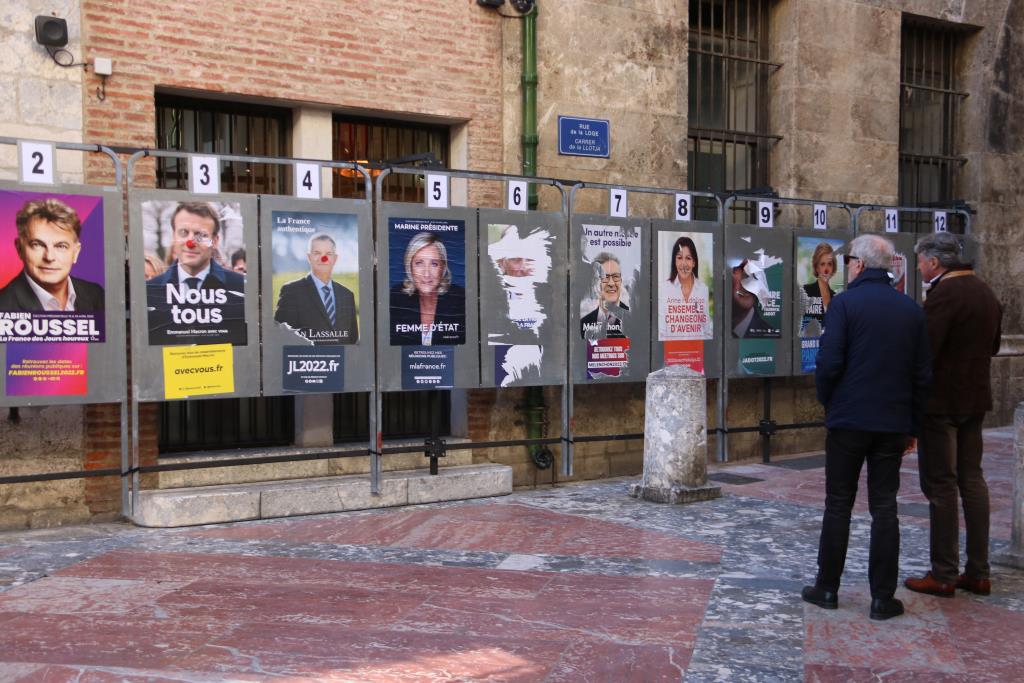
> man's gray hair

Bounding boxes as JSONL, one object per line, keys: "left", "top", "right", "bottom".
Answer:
{"left": 848, "top": 234, "right": 894, "bottom": 269}
{"left": 914, "top": 232, "right": 965, "bottom": 268}
{"left": 307, "top": 233, "right": 336, "bottom": 252}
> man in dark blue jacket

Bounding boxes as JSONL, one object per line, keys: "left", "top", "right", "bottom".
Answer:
{"left": 802, "top": 234, "right": 931, "bottom": 621}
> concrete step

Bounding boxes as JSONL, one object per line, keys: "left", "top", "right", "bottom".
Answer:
{"left": 157, "top": 441, "right": 474, "bottom": 489}
{"left": 132, "top": 464, "right": 513, "bottom": 528}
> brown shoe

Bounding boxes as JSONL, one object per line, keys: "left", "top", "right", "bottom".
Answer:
{"left": 956, "top": 574, "right": 992, "bottom": 596}
{"left": 904, "top": 572, "right": 955, "bottom": 597}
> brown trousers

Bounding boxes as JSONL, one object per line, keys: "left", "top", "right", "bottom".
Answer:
{"left": 917, "top": 413, "right": 990, "bottom": 582}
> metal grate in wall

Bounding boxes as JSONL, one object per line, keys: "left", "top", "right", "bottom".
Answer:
{"left": 331, "top": 116, "right": 452, "bottom": 443}
{"left": 155, "top": 96, "right": 291, "bottom": 195}
{"left": 332, "top": 116, "right": 449, "bottom": 202}
{"left": 154, "top": 94, "right": 294, "bottom": 455}
{"left": 899, "top": 18, "right": 969, "bottom": 233}
{"left": 687, "top": 0, "right": 781, "bottom": 222}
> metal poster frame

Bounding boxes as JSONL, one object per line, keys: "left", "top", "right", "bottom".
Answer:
{"left": 567, "top": 182, "right": 722, "bottom": 476}
{"left": 372, "top": 167, "right": 568, "bottom": 489}
{"left": 259, "top": 195, "right": 375, "bottom": 397}
{"left": 0, "top": 137, "right": 130, "bottom": 513}
{"left": 125, "top": 150, "right": 372, "bottom": 515}
{"left": 852, "top": 205, "right": 974, "bottom": 304}
{"left": 720, "top": 195, "right": 852, "bottom": 462}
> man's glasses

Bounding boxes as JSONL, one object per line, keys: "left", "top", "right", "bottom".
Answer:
{"left": 600, "top": 273, "right": 622, "bottom": 282}
{"left": 843, "top": 255, "right": 861, "bottom": 265}
{"left": 175, "top": 229, "right": 214, "bottom": 245}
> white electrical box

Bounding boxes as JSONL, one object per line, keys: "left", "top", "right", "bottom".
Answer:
{"left": 93, "top": 57, "right": 113, "bottom": 76}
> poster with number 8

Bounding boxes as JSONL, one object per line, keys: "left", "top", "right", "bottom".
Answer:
{"left": 674, "top": 193, "right": 692, "bottom": 221}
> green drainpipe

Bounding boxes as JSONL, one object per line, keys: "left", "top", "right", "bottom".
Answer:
{"left": 520, "top": 4, "right": 552, "bottom": 470}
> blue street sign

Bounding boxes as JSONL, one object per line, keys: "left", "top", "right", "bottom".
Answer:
{"left": 558, "top": 116, "right": 610, "bottom": 158}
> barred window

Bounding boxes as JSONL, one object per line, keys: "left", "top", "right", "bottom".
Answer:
{"left": 155, "top": 94, "right": 294, "bottom": 454}
{"left": 688, "top": 0, "right": 780, "bottom": 220}
{"left": 899, "top": 18, "right": 969, "bottom": 232}
{"left": 331, "top": 116, "right": 451, "bottom": 442}
{"left": 332, "top": 116, "right": 449, "bottom": 202}
{"left": 155, "top": 95, "right": 290, "bottom": 195}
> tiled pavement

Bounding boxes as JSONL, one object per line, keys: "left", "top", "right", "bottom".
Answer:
{"left": 0, "top": 426, "right": 1021, "bottom": 681}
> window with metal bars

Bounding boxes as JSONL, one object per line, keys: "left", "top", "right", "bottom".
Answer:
{"left": 155, "top": 95, "right": 291, "bottom": 195}
{"left": 330, "top": 115, "right": 452, "bottom": 443}
{"left": 687, "top": 0, "right": 780, "bottom": 221}
{"left": 154, "top": 94, "right": 294, "bottom": 454}
{"left": 899, "top": 19, "right": 969, "bottom": 233}
{"left": 332, "top": 116, "right": 449, "bottom": 201}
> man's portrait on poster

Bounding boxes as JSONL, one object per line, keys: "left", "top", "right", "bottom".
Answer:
{"left": 144, "top": 201, "right": 246, "bottom": 346}
{"left": 0, "top": 192, "right": 106, "bottom": 343}
{"left": 275, "top": 232, "right": 358, "bottom": 345}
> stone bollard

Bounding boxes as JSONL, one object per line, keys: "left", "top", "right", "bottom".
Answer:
{"left": 994, "top": 402, "right": 1024, "bottom": 568}
{"left": 629, "top": 365, "right": 721, "bottom": 504}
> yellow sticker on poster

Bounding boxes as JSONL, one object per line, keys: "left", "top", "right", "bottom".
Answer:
{"left": 162, "top": 344, "right": 234, "bottom": 399}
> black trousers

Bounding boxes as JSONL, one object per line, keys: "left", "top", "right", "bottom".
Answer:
{"left": 918, "top": 413, "right": 989, "bottom": 582}
{"left": 815, "top": 429, "right": 905, "bottom": 599}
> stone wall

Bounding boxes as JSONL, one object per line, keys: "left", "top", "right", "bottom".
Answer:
{"left": 0, "top": 1, "right": 85, "bottom": 183}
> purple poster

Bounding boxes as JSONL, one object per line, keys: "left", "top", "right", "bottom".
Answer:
{"left": 0, "top": 190, "right": 106, "bottom": 343}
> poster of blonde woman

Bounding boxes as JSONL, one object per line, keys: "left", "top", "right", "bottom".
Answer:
{"left": 657, "top": 232, "right": 713, "bottom": 341}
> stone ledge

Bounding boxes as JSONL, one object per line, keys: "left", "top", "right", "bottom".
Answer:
{"left": 156, "top": 438, "right": 474, "bottom": 489}
{"left": 628, "top": 483, "right": 722, "bottom": 504}
{"left": 131, "top": 464, "right": 513, "bottom": 528}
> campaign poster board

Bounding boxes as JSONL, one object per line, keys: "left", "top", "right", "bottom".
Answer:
{"left": 129, "top": 189, "right": 259, "bottom": 402}
{"left": 376, "top": 204, "right": 479, "bottom": 392}
{"left": 793, "top": 230, "right": 850, "bottom": 374}
{"left": 260, "top": 197, "right": 374, "bottom": 396}
{"left": 0, "top": 183, "right": 126, "bottom": 406}
{"left": 570, "top": 214, "right": 651, "bottom": 383}
{"left": 724, "top": 227, "right": 793, "bottom": 378}
{"left": 478, "top": 209, "right": 566, "bottom": 388}
{"left": 650, "top": 219, "right": 721, "bottom": 378}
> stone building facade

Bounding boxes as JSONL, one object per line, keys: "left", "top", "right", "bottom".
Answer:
{"left": 0, "top": 0, "right": 1022, "bottom": 528}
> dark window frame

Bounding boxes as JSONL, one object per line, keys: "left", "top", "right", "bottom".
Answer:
{"left": 154, "top": 93, "right": 294, "bottom": 455}
{"left": 687, "top": 0, "right": 781, "bottom": 221}
{"left": 155, "top": 94, "right": 291, "bottom": 195}
{"left": 898, "top": 17, "right": 970, "bottom": 232}
{"left": 330, "top": 115, "right": 452, "bottom": 443}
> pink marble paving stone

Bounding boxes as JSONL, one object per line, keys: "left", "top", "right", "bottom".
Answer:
{"left": 184, "top": 502, "right": 723, "bottom": 563}
{"left": 4, "top": 550, "right": 714, "bottom": 680}
{"left": 803, "top": 586, "right": 1024, "bottom": 680}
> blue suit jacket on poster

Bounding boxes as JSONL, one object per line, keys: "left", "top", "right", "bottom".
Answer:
{"left": 146, "top": 260, "right": 246, "bottom": 346}
{"left": 814, "top": 268, "right": 931, "bottom": 435}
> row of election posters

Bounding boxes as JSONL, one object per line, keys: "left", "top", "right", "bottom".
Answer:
{"left": 2, "top": 184, "right": 920, "bottom": 403}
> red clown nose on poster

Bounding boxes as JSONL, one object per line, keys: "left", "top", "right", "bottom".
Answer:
{"left": 321, "top": 255, "right": 329, "bottom": 263}
{"left": 185, "top": 239, "right": 196, "bottom": 249}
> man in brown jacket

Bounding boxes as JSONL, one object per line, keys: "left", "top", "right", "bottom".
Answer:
{"left": 905, "top": 232, "right": 1003, "bottom": 598}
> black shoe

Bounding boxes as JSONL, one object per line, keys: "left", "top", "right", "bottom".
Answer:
{"left": 869, "top": 597, "right": 904, "bottom": 621}
{"left": 801, "top": 585, "right": 838, "bottom": 610}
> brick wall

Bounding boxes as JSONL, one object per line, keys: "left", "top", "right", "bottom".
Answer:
{"left": 76, "top": 0, "right": 507, "bottom": 498}
{"left": 80, "top": 0, "right": 505, "bottom": 179}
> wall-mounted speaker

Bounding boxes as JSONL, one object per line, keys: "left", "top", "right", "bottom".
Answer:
{"left": 35, "top": 16, "right": 69, "bottom": 48}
